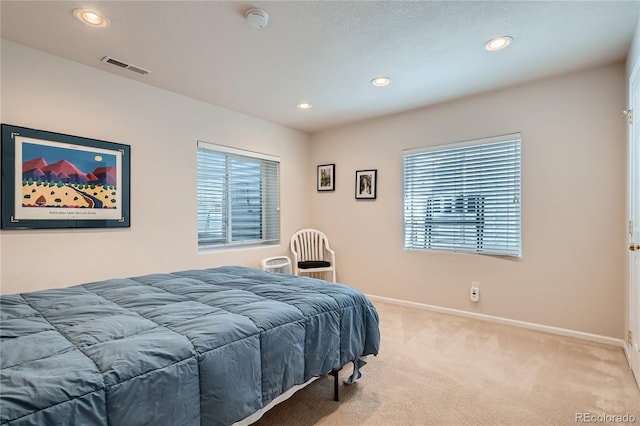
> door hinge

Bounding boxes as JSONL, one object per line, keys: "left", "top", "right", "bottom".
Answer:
{"left": 624, "top": 109, "right": 633, "bottom": 125}
{"left": 628, "top": 330, "right": 633, "bottom": 345}
{"left": 629, "top": 220, "right": 634, "bottom": 235}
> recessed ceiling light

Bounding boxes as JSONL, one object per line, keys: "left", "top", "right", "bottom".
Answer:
{"left": 297, "top": 102, "right": 312, "bottom": 110}
{"left": 485, "top": 36, "right": 512, "bottom": 51}
{"left": 73, "top": 9, "right": 109, "bottom": 27}
{"left": 371, "top": 77, "right": 391, "bottom": 87}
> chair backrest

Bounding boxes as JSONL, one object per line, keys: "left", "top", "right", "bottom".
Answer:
{"left": 290, "top": 229, "right": 331, "bottom": 261}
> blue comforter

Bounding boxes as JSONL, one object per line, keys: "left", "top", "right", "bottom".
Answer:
{"left": 0, "top": 266, "right": 380, "bottom": 425}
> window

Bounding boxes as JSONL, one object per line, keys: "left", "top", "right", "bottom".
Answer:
{"left": 197, "top": 141, "right": 280, "bottom": 250}
{"left": 403, "top": 134, "right": 521, "bottom": 257}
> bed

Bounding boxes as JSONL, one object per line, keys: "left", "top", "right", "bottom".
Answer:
{"left": 0, "top": 266, "right": 380, "bottom": 426}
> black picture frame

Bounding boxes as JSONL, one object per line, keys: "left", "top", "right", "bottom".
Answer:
{"left": 355, "top": 169, "right": 377, "bottom": 200}
{"left": 1, "top": 124, "right": 131, "bottom": 229}
{"left": 317, "top": 163, "right": 335, "bottom": 191}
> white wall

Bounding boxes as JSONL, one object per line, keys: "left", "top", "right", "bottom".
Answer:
{"left": 0, "top": 40, "right": 311, "bottom": 294}
{"left": 310, "top": 62, "right": 627, "bottom": 338}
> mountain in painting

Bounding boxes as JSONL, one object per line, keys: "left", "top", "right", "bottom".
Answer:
{"left": 23, "top": 157, "right": 116, "bottom": 186}
{"left": 43, "top": 160, "right": 92, "bottom": 183}
{"left": 92, "top": 166, "right": 117, "bottom": 186}
{"left": 22, "top": 157, "right": 47, "bottom": 173}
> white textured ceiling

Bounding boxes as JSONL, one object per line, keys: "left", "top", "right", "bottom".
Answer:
{"left": 1, "top": 1, "right": 639, "bottom": 133}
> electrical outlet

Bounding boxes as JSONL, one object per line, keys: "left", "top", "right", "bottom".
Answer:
{"left": 470, "top": 283, "right": 480, "bottom": 303}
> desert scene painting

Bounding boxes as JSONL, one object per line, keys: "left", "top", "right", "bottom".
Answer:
{"left": 21, "top": 141, "right": 119, "bottom": 210}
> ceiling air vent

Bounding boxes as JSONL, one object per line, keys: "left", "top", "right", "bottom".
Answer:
{"left": 101, "top": 56, "right": 150, "bottom": 76}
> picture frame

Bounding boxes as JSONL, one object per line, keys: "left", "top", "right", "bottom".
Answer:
{"left": 1, "top": 124, "right": 131, "bottom": 229}
{"left": 355, "top": 169, "right": 377, "bottom": 200}
{"left": 317, "top": 163, "right": 335, "bottom": 191}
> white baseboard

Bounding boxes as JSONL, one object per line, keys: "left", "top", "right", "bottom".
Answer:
{"left": 623, "top": 341, "right": 632, "bottom": 368}
{"left": 367, "top": 294, "right": 625, "bottom": 348}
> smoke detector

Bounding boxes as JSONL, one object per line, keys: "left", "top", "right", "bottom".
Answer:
{"left": 245, "top": 8, "right": 268, "bottom": 29}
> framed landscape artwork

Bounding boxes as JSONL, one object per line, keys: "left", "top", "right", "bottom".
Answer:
{"left": 1, "top": 124, "right": 131, "bottom": 229}
{"left": 355, "top": 169, "right": 377, "bottom": 200}
{"left": 317, "top": 163, "right": 335, "bottom": 191}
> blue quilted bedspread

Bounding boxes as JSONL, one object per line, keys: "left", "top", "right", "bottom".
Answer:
{"left": 0, "top": 266, "right": 380, "bottom": 426}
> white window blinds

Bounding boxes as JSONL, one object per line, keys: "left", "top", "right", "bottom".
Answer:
{"left": 403, "top": 134, "right": 521, "bottom": 257}
{"left": 197, "top": 141, "right": 280, "bottom": 250}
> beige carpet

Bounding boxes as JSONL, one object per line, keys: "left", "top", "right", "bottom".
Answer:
{"left": 254, "top": 300, "right": 640, "bottom": 426}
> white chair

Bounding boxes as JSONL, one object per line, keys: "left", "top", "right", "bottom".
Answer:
{"left": 290, "top": 229, "right": 336, "bottom": 282}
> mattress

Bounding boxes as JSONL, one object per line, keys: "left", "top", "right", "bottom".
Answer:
{"left": 0, "top": 266, "right": 380, "bottom": 425}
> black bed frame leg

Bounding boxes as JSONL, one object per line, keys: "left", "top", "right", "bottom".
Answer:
{"left": 329, "top": 369, "right": 340, "bottom": 401}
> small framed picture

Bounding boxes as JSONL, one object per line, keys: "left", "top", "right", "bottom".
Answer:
{"left": 317, "top": 164, "right": 335, "bottom": 191}
{"left": 355, "top": 169, "right": 377, "bottom": 200}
